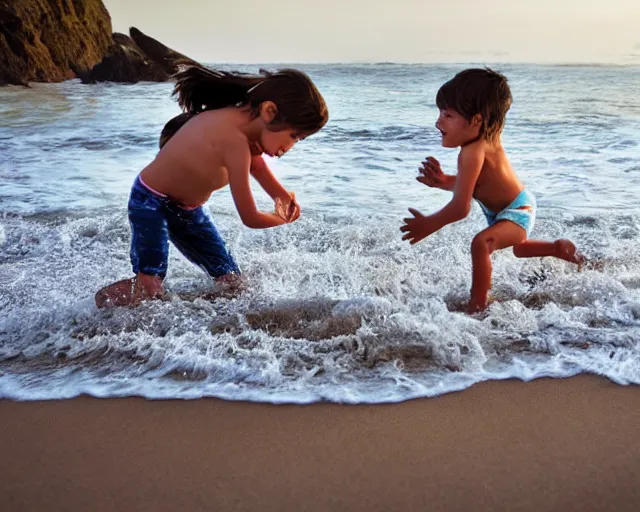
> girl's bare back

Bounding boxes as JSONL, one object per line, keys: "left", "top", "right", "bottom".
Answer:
{"left": 140, "top": 109, "right": 249, "bottom": 207}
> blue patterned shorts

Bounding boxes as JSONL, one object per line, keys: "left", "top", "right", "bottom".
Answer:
{"left": 477, "top": 188, "right": 536, "bottom": 236}
{"left": 128, "top": 176, "right": 240, "bottom": 279}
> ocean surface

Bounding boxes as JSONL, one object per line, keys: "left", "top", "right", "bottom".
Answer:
{"left": 1, "top": 64, "right": 639, "bottom": 402}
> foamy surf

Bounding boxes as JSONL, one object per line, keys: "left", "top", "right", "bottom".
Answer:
{"left": 1, "top": 207, "right": 638, "bottom": 403}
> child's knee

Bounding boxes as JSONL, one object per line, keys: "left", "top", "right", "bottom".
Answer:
{"left": 471, "top": 233, "right": 492, "bottom": 255}
{"left": 512, "top": 243, "right": 525, "bottom": 257}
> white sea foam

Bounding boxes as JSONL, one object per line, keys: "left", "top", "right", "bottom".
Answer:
{"left": 0, "top": 206, "right": 639, "bottom": 402}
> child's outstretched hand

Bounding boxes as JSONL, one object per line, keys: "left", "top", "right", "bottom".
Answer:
{"left": 274, "top": 192, "right": 300, "bottom": 223}
{"left": 400, "top": 208, "right": 438, "bottom": 244}
{"left": 418, "top": 157, "right": 446, "bottom": 189}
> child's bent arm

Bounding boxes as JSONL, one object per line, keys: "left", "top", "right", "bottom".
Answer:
{"left": 444, "top": 146, "right": 484, "bottom": 218}
{"left": 402, "top": 146, "right": 484, "bottom": 243}
{"left": 225, "top": 143, "right": 288, "bottom": 229}
{"left": 418, "top": 172, "right": 456, "bottom": 191}
{"left": 425, "top": 147, "right": 483, "bottom": 226}
{"left": 250, "top": 156, "right": 290, "bottom": 199}
{"left": 419, "top": 157, "right": 456, "bottom": 191}
{"left": 439, "top": 174, "right": 456, "bottom": 191}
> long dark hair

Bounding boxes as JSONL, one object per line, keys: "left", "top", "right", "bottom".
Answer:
{"left": 159, "top": 65, "right": 328, "bottom": 148}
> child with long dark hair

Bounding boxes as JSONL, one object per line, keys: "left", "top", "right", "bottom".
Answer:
{"left": 96, "top": 65, "right": 328, "bottom": 308}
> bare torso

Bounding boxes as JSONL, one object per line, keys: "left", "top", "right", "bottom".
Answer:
{"left": 140, "top": 108, "right": 253, "bottom": 207}
{"left": 471, "top": 143, "right": 525, "bottom": 212}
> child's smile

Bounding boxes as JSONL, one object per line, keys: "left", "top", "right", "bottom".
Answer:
{"left": 435, "top": 108, "right": 479, "bottom": 148}
{"left": 260, "top": 129, "right": 300, "bottom": 158}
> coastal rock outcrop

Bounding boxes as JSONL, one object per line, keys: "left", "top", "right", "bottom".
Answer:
{"left": 82, "top": 27, "right": 201, "bottom": 83}
{"left": 81, "top": 31, "right": 170, "bottom": 83}
{"left": 0, "top": 0, "right": 112, "bottom": 85}
{"left": 129, "top": 27, "right": 199, "bottom": 76}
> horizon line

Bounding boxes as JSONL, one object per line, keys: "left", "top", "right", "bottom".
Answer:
{"left": 199, "top": 60, "right": 640, "bottom": 67}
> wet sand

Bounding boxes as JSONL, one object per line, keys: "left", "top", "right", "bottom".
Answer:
{"left": 2, "top": 375, "right": 639, "bottom": 512}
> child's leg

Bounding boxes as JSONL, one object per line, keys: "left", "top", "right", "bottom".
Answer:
{"left": 95, "top": 182, "right": 170, "bottom": 308}
{"left": 167, "top": 206, "right": 244, "bottom": 295}
{"left": 513, "top": 239, "right": 584, "bottom": 266}
{"left": 469, "top": 221, "right": 528, "bottom": 313}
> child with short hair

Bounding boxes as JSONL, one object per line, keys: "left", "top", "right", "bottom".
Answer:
{"left": 400, "top": 68, "right": 583, "bottom": 313}
{"left": 96, "top": 65, "right": 328, "bottom": 308}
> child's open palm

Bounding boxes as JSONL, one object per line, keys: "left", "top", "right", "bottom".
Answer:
{"left": 418, "top": 157, "right": 446, "bottom": 189}
{"left": 400, "top": 208, "right": 438, "bottom": 244}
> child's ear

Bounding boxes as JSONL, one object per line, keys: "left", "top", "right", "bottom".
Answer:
{"left": 472, "top": 113, "right": 483, "bottom": 129}
{"left": 261, "top": 101, "right": 278, "bottom": 123}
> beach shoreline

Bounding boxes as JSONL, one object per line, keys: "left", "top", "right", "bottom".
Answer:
{"left": 2, "top": 375, "right": 638, "bottom": 512}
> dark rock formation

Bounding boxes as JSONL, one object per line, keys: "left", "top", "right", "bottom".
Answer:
{"left": 81, "top": 32, "right": 170, "bottom": 83}
{"left": 129, "top": 27, "right": 199, "bottom": 75}
{"left": 82, "top": 27, "right": 201, "bottom": 84}
{"left": 0, "top": 0, "right": 112, "bottom": 85}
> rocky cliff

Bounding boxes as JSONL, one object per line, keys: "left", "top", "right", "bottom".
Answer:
{"left": 0, "top": 0, "right": 112, "bottom": 85}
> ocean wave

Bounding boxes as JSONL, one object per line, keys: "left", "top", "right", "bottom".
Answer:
{"left": 1, "top": 209, "right": 639, "bottom": 402}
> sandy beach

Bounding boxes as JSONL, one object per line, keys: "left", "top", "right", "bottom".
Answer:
{"left": 1, "top": 375, "right": 638, "bottom": 512}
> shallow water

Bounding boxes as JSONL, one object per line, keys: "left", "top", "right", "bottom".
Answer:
{"left": 1, "top": 64, "right": 639, "bottom": 402}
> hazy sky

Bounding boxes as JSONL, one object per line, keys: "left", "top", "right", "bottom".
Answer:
{"left": 104, "top": 0, "right": 640, "bottom": 64}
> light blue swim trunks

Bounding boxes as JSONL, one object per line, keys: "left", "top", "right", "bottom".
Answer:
{"left": 477, "top": 189, "right": 536, "bottom": 236}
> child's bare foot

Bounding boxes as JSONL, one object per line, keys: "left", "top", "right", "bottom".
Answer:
{"left": 134, "top": 273, "right": 164, "bottom": 301}
{"left": 554, "top": 239, "right": 586, "bottom": 269}
{"left": 200, "top": 273, "right": 247, "bottom": 300}
{"left": 466, "top": 298, "right": 488, "bottom": 315}
{"left": 216, "top": 272, "right": 246, "bottom": 291}
{"left": 95, "top": 274, "right": 164, "bottom": 308}
{"left": 95, "top": 279, "right": 136, "bottom": 308}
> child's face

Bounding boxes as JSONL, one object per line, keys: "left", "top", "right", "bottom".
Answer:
{"left": 254, "top": 101, "right": 305, "bottom": 157}
{"left": 258, "top": 128, "right": 305, "bottom": 158}
{"left": 435, "top": 108, "right": 480, "bottom": 148}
